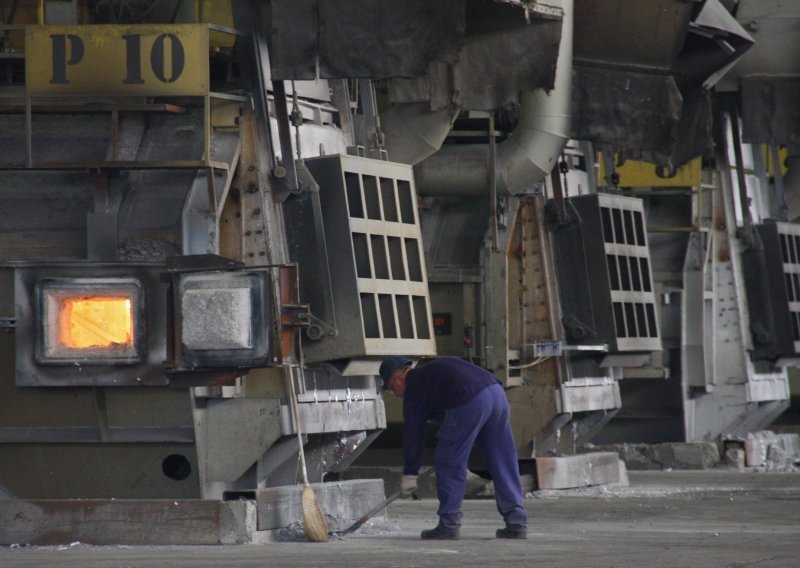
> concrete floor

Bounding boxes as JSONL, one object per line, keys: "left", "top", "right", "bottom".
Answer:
{"left": 1, "top": 470, "right": 798, "bottom": 568}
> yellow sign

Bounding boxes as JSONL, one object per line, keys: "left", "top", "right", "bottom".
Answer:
{"left": 201, "top": 0, "right": 236, "bottom": 49}
{"left": 763, "top": 145, "right": 789, "bottom": 177}
{"left": 598, "top": 155, "right": 702, "bottom": 188}
{"left": 26, "top": 24, "right": 209, "bottom": 96}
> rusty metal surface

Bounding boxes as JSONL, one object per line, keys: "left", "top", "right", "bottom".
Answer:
{"left": 741, "top": 77, "right": 800, "bottom": 145}
{"left": 279, "top": 264, "right": 304, "bottom": 363}
{"left": 387, "top": 2, "right": 561, "bottom": 111}
{"left": 269, "top": 0, "right": 464, "bottom": 80}
{"left": 505, "top": 196, "right": 565, "bottom": 455}
{"left": 571, "top": 67, "right": 712, "bottom": 168}
{"left": 450, "top": 11, "right": 561, "bottom": 111}
{"left": 574, "top": 0, "right": 694, "bottom": 69}
{"left": 571, "top": 1, "right": 749, "bottom": 168}
{"left": 270, "top": 0, "right": 560, "bottom": 110}
{"left": 571, "top": 67, "right": 681, "bottom": 160}
{"left": 513, "top": 196, "right": 563, "bottom": 373}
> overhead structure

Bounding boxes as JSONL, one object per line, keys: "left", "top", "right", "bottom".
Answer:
{"left": 571, "top": 0, "right": 754, "bottom": 170}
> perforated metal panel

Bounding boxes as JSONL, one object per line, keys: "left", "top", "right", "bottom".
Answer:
{"left": 743, "top": 221, "right": 800, "bottom": 360}
{"left": 599, "top": 196, "right": 660, "bottom": 350}
{"left": 778, "top": 225, "right": 800, "bottom": 351}
{"left": 552, "top": 193, "right": 661, "bottom": 353}
{"left": 289, "top": 155, "right": 436, "bottom": 362}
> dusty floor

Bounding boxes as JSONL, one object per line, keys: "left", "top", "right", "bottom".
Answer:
{"left": 1, "top": 470, "right": 799, "bottom": 568}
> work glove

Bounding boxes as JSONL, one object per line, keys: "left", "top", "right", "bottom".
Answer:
{"left": 400, "top": 474, "right": 419, "bottom": 494}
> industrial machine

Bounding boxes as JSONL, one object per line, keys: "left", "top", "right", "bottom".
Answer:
{"left": 0, "top": 0, "right": 797, "bottom": 512}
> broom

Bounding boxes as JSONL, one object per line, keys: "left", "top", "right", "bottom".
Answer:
{"left": 288, "top": 365, "right": 330, "bottom": 542}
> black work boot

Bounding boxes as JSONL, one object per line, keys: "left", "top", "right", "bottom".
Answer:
{"left": 496, "top": 524, "right": 527, "bottom": 539}
{"left": 420, "top": 524, "right": 460, "bottom": 540}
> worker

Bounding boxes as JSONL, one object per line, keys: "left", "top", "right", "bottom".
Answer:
{"left": 379, "top": 355, "right": 528, "bottom": 540}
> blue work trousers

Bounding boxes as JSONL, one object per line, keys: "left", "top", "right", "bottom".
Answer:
{"left": 434, "top": 383, "right": 528, "bottom": 529}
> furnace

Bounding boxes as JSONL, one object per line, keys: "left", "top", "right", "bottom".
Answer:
{"left": 169, "top": 269, "right": 272, "bottom": 369}
{"left": 14, "top": 263, "right": 168, "bottom": 387}
{"left": 37, "top": 278, "right": 143, "bottom": 364}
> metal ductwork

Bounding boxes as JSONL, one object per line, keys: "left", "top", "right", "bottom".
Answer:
{"left": 380, "top": 103, "right": 461, "bottom": 166}
{"left": 412, "top": 0, "right": 573, "bottom": 197}
{"left": 571, "top": 0, "right": 752, "bottom": 169}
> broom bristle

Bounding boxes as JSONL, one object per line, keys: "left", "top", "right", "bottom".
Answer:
{"left": 302, "top": 483, "right": 330, "bottom": 542}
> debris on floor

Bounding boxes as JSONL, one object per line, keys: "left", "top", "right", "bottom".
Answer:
{"left": 744, "top": 431, "right": 800, "bottom": 472}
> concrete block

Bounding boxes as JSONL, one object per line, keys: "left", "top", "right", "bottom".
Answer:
{"left": 616, "top": 458, "right": 630, "bottom": 486}
{"left": 535, "top": 452, "right": 623, "bottom": 490}
{"left": 464, "top": 470, "right": 491, "bottom": 497}
{"left": 0, "top": 500, "right": 256, "bottom": 546}
{"left": 256, "top": 479, "right": 385, "bottom": 531}
{"left": 745, "top": 432, "right": 772, "bottom": 467}
{"left": 470, "top": 471, "right": 530, "bottom": 499}
{"left": 343, "top": 466, "right": 438, "bottom": 498}
{"left": 520, "top": 473, "right": 536, "bottom": 494}
{"left": 776, "top": 433, "right": 800, "bottom": 457}
{"left": 725, "top": 448, "right": 746, "bottom": 471}
{"left": 591, "top": 444, "right": 657, "bottom": 470}
{"left": 586, "top": 442, "right": 720, "bottom": 470}
{"left": 219, "top": 500, "right": 258, "bottom": 544}
{"left": 652, "top": 442, "right": 720, "bottom": 469}
{"left": 744, "top": 431, "right": 800, "bottom": 470}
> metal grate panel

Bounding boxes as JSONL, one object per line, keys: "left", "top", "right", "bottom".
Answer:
{"left": 290, "top": 155, "right": 436, "bottom": 362}
{"left": 777, "top": 226, "right": 800, "bottom": 352}
{"left": 347, "top": 172, "right": 431, "bottom": 345}
{"left": 599, "top": 197, "right": 660, "bottom": 348}
{"left": 553, "top": 193, "right": 661, "bottom": 353}
{"left": 742, "top": 221, "right": 800, "bottom": 360}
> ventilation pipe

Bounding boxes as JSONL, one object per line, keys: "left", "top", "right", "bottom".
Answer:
{"left": 381, "top": 102, "right": 461, "bottom": 165}
{"left": 413, "top": 0, "right": 573, "bottom": 197}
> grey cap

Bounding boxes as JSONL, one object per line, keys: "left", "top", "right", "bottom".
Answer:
{"left": 378, "top": 356, "right": 412, "bottom": 390}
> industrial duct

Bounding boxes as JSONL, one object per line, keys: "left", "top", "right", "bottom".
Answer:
{"left": 412, "top": 0, "right": 573, "bottom": 197}
{"left": 380, "top": 102, "right": 461, "bottom": 166}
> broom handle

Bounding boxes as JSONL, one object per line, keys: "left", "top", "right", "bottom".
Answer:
{"left": 289, "top": 365, "right": 310, "bottom": 485}
{"left": 341, "top": 468, "right": 435, "bottom": 535}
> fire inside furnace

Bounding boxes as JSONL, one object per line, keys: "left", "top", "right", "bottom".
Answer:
{"left": 59, "top": 296, "right": 133, "bottom": 348}
{"left": 37, "top": 279, "right": 143, "bottom": 364}
{"left": 32, "top": 278, "right": 146, "bottom": 368}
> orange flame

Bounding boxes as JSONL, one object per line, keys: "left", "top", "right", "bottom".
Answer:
{"left": 58, "top": 297, "right": 133, "bottom": 348}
